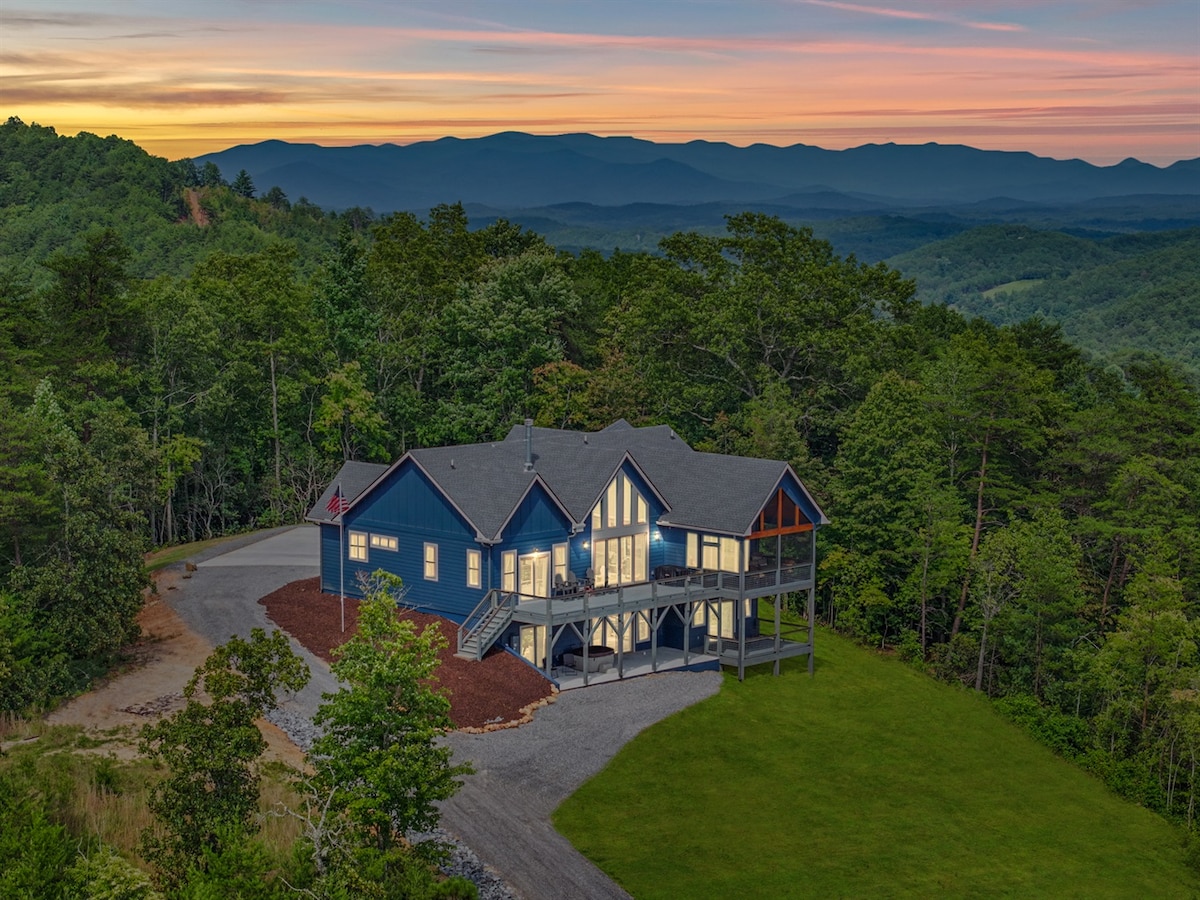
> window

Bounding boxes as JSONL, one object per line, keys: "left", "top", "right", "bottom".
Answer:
{"left": 502, "top": 550, "right": 517, "bottom": 592}
{"left": 423, "top": 542, "right": 438, "bottom": 580}
{"left": 591, "top": 471, "right": 651, "bottom": 586}
{"left": 702, "top": 534, "right": 719, "bottom": 571}
{"left": 348, "top": 531, "right": 367, "bottom": 562}
{"left": 719, "top": 537, "right": 740, "bottom": 573}
{"left": 466, "top": 549, "right": 481, "bottom": 588}
{"left": 370, "top": 533, "right": 398, "bottom": 551}
{"left": 692, "top": 601, "right": 705, "bottom": 628}
{"left": 686, "top": 532, "right": 698, "bottom": 568}
{"left": 600, "top": 615, "right": 634, "bottom": 653}
{"left": 520, "top": 625, "right": 546, "bottom": 667}
{"left": 553, "top": 543, "right": 568, "bottom": 585}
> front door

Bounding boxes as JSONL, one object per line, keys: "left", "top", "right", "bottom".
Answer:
{"left": 519, "top": 552, "right": 550, "bottom": 598}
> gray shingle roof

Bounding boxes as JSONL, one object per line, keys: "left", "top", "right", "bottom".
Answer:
{"left": 307, "top": 460, "right": 389, "bottom": 523}
{"left": 310, "top": 422, "right": 828, "bottom": 539}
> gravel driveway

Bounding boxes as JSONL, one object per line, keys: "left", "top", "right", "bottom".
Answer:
{"left": 441, "top": 672, "right": 722, "bottom": 900}
{"left": 174, "top": 526, "right": 724, "bottom": 900}
{"left": 173, "top": 525, "right": 335, "bottom": 717}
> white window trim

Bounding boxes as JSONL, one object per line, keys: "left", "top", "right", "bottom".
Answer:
{"left": 369, "top": 533, "right": 398, "bottom": 551}
{"left": 348, "top": 531, "right": 368, "bottom": 562}
{"left": 423, "top": 542, "right": 438, "bottom": 581}
{"left": 502, "top": 550, "right": 517, "bottom": 592}
{"left": 466, "top": 549, "right": 481, "bottom": 588}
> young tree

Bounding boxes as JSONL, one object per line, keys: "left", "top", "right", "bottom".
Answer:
{"left": 298, "top": 572, "right": 470, "bottom": 882}
{"left": 139, "top": 629, "right": 309, "bottom": 885}
{"left": 230, "top": 168, "right": 256, "bottom": 199}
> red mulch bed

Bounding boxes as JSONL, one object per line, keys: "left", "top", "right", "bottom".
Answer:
{"left": 258, "top": 577, "right": 554, "bottom": 730}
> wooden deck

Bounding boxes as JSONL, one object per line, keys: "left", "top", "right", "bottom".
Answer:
{"left": 511, "top": 565, "right": 813, "bottom": 627}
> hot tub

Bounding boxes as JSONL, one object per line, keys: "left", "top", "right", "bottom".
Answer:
{"left": 563, "top": 645, "right": 615, "bottom": 673}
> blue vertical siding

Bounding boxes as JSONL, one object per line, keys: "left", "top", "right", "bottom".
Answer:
{"left": 323, "top": 461, "right": 486, "bottom": 621}
{"left": 489, "top": 483, "right": 575, "bottom": 587}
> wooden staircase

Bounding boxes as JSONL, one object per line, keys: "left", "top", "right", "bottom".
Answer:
{"left": 456, "top": 590, "right": 517, "bottom": 661}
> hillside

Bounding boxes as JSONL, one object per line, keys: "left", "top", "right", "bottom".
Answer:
{"left": 890, "top": 225, "right": 1200, "bottom": 379}
{"left": 2, "top": 120, "right": 1199, "bottom": 884}
{"left": 557, "top": 630, "right": 1199, "bottom": 898}
{"left": 0, "top": 118, "right": 340, "bottom": 283}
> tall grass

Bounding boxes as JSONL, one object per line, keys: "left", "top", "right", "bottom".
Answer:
{"left": 1, "top": 724, "right": 308, "bottom": 877}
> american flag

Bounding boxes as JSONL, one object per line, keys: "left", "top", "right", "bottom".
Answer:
{"left": 326, "top": 484, "right": 350, "bottom": 515}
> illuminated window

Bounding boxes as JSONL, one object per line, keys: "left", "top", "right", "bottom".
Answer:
{"left": 502, "top": 550, "right": 517, "bottom": 592}
{"left": 423, "top": 543, "right": 438, "bottom": 581}
{"left": 370, "top": 533, "right": 397, "bottom": 551}
{"left": 348, "top": 531, "right": 367, "bottom": 562}
{"left": 466, "top": 549, "right": 481, "bottom": 588}
{"left": 686, "top": 533, "right": 698, "bottom": 568}
{"left": 719, "top": 537, "right": 740, "bottom": 573}
{"left": 520, "top": 625, "right": 546, "bottom": 666}
{"left": 702, "top": 535, "right": 719, "bottom": 571}
{"left": 553, "top": 543, "right": 568, "bottom": 584}
{"left": 692, "top": 601, "right": 705, "bottom": 628}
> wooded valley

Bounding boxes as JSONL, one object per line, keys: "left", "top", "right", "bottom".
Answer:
{"left": 2, "top": 117, "right": 1198, "bottom": 850}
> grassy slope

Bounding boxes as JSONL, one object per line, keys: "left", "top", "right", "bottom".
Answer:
{"left": 554, "top": 628, "right": 1196, "bottom": 899}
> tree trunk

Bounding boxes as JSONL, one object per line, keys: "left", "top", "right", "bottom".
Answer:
{"left": 952, "top": 429, "right": 991, "bottom": 638}
{"left": 1100, "top": 539, "right": 1121, "bottom": 626}
{"left": 270, "top": 352, "right": 282, "bottom": 513}
{"left": 975, "top": 618, "right": 989, "bottom": 692}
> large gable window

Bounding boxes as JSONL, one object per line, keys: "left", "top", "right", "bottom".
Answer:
{"left": 348, "top": 531, "right": 367, "bottom": 562}
{"left": 591, "top": 471, "right": 650, "bottom": 587}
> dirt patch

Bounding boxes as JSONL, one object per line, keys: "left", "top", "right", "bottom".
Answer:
{"left": 183, "top": 188, "right": 210, "bottom": 226}
{"left": 46, "top": 571, "right": 209, "bottom": 735}
{"left": 45, "top": 569, "right": 304, "bottom": 766}
{"left": 258, "top": 577, "right": 556, "bottom": 730}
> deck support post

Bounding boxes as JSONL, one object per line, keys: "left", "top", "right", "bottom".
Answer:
{"left": 651, "top": 606, "right": 659, "bottom": 673}
{"left": 619, "top": 592, "right": 628, "bottom": 676}
{"left": 682, "top": 602, "right": 691, "bottom": 668}
{"left": 774, "top": 592, "right": 782, "bottom": 676}
{"left": 807, "top": 584, "right": 816, "bottom": 677}
{"left": 737, "top": 601, "right": 746, "bottom": 683}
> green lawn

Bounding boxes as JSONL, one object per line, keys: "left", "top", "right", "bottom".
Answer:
{"left": 145, "top": 534, "right": 240, "bottom": 571}
{"left": 553, "top": 628, "right": 1196, "bottom": 899}
{"left": 982, "top": 278, "right": 1044, "bottom": 298}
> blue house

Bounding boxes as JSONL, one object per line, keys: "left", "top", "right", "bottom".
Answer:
{"left": 306, "top": 420, "right": 828, "bottom": 685}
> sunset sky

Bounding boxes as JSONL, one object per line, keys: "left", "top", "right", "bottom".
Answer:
{"left": 3, "top": 0, "right": 1198, "bottom": 166}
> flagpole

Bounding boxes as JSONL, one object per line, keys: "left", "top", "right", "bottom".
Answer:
{"left": 338, "top": 482, "right": 345, "bottom": 633}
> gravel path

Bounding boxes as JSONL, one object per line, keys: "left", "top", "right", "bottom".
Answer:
{"left": 169, "top": 526, "right": 336, "bottom": 719}
{"left": 441, "top": 671, "right": 722, "bottom": 900}
{"left": 172, "top": 526, "right": 725, "bottom": 900}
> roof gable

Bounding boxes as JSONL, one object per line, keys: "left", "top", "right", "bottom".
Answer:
{"left": 319, "top": 421, "right": 828, "bottom": 541}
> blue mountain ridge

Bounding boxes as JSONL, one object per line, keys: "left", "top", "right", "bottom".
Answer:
{"left": 195, "top": 133, "right": 1200, "bottom": 213}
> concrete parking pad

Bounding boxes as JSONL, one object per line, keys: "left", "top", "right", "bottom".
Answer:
{"left": 197, "top": 524, "right": 319, "bottom": 568}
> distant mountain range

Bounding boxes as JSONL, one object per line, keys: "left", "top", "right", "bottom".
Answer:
{"left": 196, "top": 133, "right": 1200, "bottom": 214}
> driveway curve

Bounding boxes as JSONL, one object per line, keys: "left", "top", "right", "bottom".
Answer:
{"left": 171, "top": 525, "right": 724, "bottom": 900}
